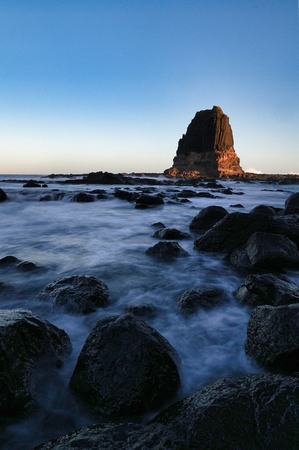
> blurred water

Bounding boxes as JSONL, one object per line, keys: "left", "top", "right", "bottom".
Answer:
{"left": 0, "top": 175, "right": 298, "bottom": 448}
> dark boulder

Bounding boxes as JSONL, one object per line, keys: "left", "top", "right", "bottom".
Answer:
{"left": 69, "top": 313, "right": 180, "bottom": 419}
{"left": 153, "top": 227, "right": 190, "bottom": 240}
{"left": 16, "top": 261, "right": 42, "bottom": 272}
{"left": 284, "top": 192, "right": 299, "bottom": 215}
{"left": 194, "top": 212, "right": 299, "bottom": 254}
{"left": 177, "top": 288, "right": 228, "bottom": 314}
{"left": 38, "top": 374, "right": 299, "bottom": 449}
{"left": 72, "top": 192, "right": 95, "bottom": 202}
{"left": 194, "top": 212, "right": 271, "bottom": 253}
{"left": 151, "top": 222, "right": 166, "bottom": 228}
{"left": 0, "top": 309, "right": 71, "bottom": 425}
{"left": 245, "top": 304, "right": 299, "bottom": 374}
{"left": 0, "top": 255, "right": 21, "bottom": 266}
{"left": 249, "top": 204, "right": 276, "bottom": 216}
{"left": 135, "top": 194, "right": 164, "bottom": 206}
{"left": 189, "top": 205, "right": 228, "bottom": 232}
{"left": 23, "top": 180, "right": 41, "bottom": 188}
{"left": 114, "top": 189, "right": 138, "bottom": 202}
{"left": 245, "top": 232, "right": 299, "bottom": 270}
{"left": 0, "top": 188, "right": 7, "bottom": 202}
{"left": 37, "top": 275, "right": 109, "bottom": 314}
{"left": 83, "top": 171, "right": 125, "bottom": 184}
{"left": 235, "top": 273, "right": 299, "bottom": 306}
{"left": 145, "top": 241, "right": 189, "bottom": 261}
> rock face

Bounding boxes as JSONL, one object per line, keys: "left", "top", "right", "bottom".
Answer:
{"left": 245, "top": 304, "right": 299, "bottom": 374}
{"left": 0, "top": 309, "right": 71, "bottom": 425}
{"left": 38, "top": 374, "right": 299, "bottom": 449}
{"left": 165, "top": 106, "right": 244, "bottom": 178}
{"left": 69, "top": 313, "right": 181, "bottom": 419}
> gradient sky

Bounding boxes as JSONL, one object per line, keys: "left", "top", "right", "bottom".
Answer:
{"left": 0, "top": 0, "right": 298, "bottom": 175}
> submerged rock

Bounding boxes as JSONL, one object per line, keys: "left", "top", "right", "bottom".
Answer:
{"left": 245, "top": 304, "right": 299, "bottom": 374}
{"left": 72, "top": 192, "right": 95, "bottom": 202}
{"left": 235, "top": 273, "right": 299, "bottom": 306}
{"left": 0, "top": 309, "right": 71, "bottom": 425}
{"left": 0, "top": 188, "right": 7, "bottom": 202}
{"left": 153, "top": 227, "right": 190, "bottom": 240}
{"left": 38, "top": 374, "right": 299, "bottom": 449}
{"left": 177, "top": 288, "right": 228, "bottom": 314}
{"left": 37, "top": 275, "right": 109, "bottom": 314}
{"left": 145, "top": 241, "right": 190, "bottom": 261}
{"left": 69, "top": 313, "right": 181, "bottom": 419}
{"left": 135, "top": 194, "right": 164, "bottom": 206}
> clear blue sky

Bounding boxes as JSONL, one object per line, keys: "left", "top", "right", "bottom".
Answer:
{"left": 0, "top": 0, "right": 298, "bottom": 174}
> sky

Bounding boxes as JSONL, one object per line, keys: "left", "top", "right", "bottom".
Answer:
{"left": 0, "top": 0, "right": 298, "bottom": 175}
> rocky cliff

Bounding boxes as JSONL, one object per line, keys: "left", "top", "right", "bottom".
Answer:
{"left": 165, "top": 106, "right": 244, "bottom": 178}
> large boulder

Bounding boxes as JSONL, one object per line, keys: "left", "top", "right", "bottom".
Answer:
{"left": 0, "top": 309, "right": 71, "bottom": 425}
{"left": 194, "top": 212, "right": 299, "bottom": 254}
{"left": 245, "top": 232, "right": 299, "bottom": 270}
{"left": 135, "top": 194, "right": 164, "bottom": 206}
{"left": 145, "top": 241, "right": 190, "bottom": 261}
{"left": 69, "top": 313, "right": 181, "bottom": 419}
{"left": 72, "top": 192, "right": 95, "bottom": 202}
{"left": 189, "top": 205, "right": 228, "bottom": 232}
{"left": 284, "top": 192, "right": 299, "bottom": 215}
{"left": 37, "top": 275, "right": 109, "bottom": 314}
{"left": 235, "top": 273, "right": 299, "bottom": 306}
{"left": 249, "top": 204, "right": 276, "bottom": 216}
{"left": 245, "top": 304, "right": 299, "bottom": 374}
{"left": 38, "top": 374, "right": 299, "bottom": 449}
{"left": 177, "top": 288, "right": 228, "bottom": 314}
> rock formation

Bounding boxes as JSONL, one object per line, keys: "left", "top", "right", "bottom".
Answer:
{"left": 165, "top": 106, "right": 244, "bottom": 178}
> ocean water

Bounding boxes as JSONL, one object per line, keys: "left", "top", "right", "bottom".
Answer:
{"left": 0, "top": 175, "right": 298, "bottom": 448}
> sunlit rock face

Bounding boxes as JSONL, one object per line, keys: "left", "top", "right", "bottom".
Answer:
{"left": 165, "top": 106, "right": 244, "bottom": 178}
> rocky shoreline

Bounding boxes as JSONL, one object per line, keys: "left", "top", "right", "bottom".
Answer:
{"left": 0, "top": 181, "right": 298, "bottom": 448}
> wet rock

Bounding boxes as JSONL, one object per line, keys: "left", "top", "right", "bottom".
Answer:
{"left": 235, "top": 273, "right": 299, "bottom": 306}
{"left": 37, "top": 275, "right": 109, "bottom": 314}
{"left": 189, "top": 205, "right": 228, "bottom": 232}
{"left": 0, "top": 309, "right": 71, "bottom": 425}
{"left": 145, "top": 241, "right": 190, "bottom": 261}
{"left": 69, "top": 313, "right": 180, "bottom": 419}
{"left": 229, "top": 203, "right": 244, "bottom": 208}
{"left": 135, "top": 194, "right": 164, "bottom": 206}
{"left": 153, "top": 228, "right": 190, "bottom": 240}
{"left": 245, "top": 304, "right": 299, "bottom": 374}
{"left": 72, "top": 192, "right": 95, "bottom": 202}
{"left": 0, "top": 255, "right": 21, "bottom": 266}
{"left": 135, "top": 202, "right": 148, "bottom": 209}
{"left": 16, "top": 261, "right": 42, "bottom": 272}
{"left": 194, "top": 212, "right": 299, "bottom": 254}
{"left": 0, "top": 188, "right": 7, "bottom": 202}
{"left": 284, "top": 192, "right": 299, "bottom": 215}
{"left": 194, "top": 212, "right": 271, "bottom": 253}
{"left": 177, "top": 288, "right": 228, "bottom": 314}
{"left": 38, "top": 374, "right": 298, "bottom": 449}
{"left": 249, "top": 204, "right": 276, "bottom": 216}
{"left": 151, "top": 222, "right": 166, "bottom": 228}
{"left": 114, "top": 189, "right": 137, "bottom": 201}
{"left": 245, "top": 232, "right": 299, "bottom": 270}
{"left": 23, "top": 180, "right": 41, "bottom": 188}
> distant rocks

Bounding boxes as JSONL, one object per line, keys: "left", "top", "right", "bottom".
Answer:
{"left": 37, "top": 275, "right": 109, "bottom": 314}
{"left": 165, "top": 106, "right": 244, "bottom": 178}
{"left": 0, "top": 309, "right": 71, "bottom": 425}
{"left": 69, "top": 313, "right": 181, "bottom": 419}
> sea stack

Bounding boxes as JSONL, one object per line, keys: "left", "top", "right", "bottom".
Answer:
{"left": 165, "top": 106, "right": 244, "bottom": 178}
